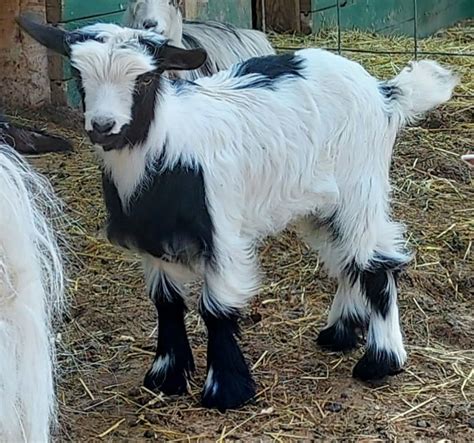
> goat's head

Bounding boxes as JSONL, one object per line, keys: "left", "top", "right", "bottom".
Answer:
{"left": 126, "top": 0, "right": 183, "bottom": 46}
{"left": 17, "top": 16, "right": 206, "bottom": 151}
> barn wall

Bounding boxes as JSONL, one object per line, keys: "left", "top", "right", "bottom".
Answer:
{"left": 311, "top": 0, "right": 474, "bottom": 37}
{"left": 0, "top": 0, "right": 51, "bottom": 108}
{"left": 184, "top": 0, "right": 252, "bottom": 28}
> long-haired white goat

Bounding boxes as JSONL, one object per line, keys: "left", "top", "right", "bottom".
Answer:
{"left": 124, "top": 0, "right": 275, "bottom": 80}
{"left": 17, "top": 18, "right": 458, "bottom": 413}
{"left": 0, "top": 145, "right": 64, "bottom": 442}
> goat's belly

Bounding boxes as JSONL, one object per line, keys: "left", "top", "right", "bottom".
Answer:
{"left": 240, "top": 169, "right": 340, "bottom": 237}
{"left": 106, "top": 220, "right": 209, "bottom": 267}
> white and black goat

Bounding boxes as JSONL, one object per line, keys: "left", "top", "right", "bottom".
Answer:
{"left": 0, "top": 112, "right": 72, "bottom": 155}
{"left": 124, "top": 0, "right": 275, "bottom": 80}
{"left": 0, "top": 144, "right": 64, "bottom": 441}
{"left": 18, "top": 17, "right": 458, "bottom": 412}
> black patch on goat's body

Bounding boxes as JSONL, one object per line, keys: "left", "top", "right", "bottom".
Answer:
{"left": 345, "top": 256, "right": 406, "bottom": 318}
{"left": 127, "top": 72, "right": 161, "bottom": 145}
{"left": 144, "top": 274, "right": 195, "bottom": 395}
{"left": 232, "top": 53, "right": 304, "bottom": 90}
{"left": 103, "top": 158, "right": 214, "bottom": 267}
{"left": 379, "top": 83, "right": 401, "bottom": 100}
{"left": 199, "top": 301, "right": 256, "bottom": 412}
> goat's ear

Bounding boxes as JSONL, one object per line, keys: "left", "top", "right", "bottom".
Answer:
{"left": 159, "top": 45, "right": 207, "bottom": 71}
{"left": 17, "top": 15, "right": 71, "bottom": 56}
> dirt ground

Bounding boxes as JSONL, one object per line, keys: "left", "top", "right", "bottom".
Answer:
{"left": 9, "top": 22, "right": 473, "bottom": 442}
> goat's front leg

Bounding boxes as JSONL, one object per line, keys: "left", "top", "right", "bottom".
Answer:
{"left": 142, "top": 260, "right": 195, "bottom": 396}
{"left": 199, "top": 259, "right": 258, "bottom": 411}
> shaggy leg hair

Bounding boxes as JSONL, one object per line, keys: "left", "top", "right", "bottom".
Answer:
{"left": 299, "top": 204, "right": 409, "bottom": 380}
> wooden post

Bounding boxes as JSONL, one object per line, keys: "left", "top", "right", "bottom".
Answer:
{"left": 0, "top": 0, "right": 51, "bottom": 108}
{"left": 300, "top": 0, "right": 312, "bottom": 34}
{"left": 184, "top": 0, "right": 203, "bottom": 19}
{"left": 263, "top": 0, "right": 300, "bottom": 33}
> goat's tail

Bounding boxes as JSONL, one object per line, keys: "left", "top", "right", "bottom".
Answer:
{"left": 385, "top": 60, "right": 459, "bottom": 126}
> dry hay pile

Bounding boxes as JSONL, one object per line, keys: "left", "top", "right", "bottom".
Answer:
{"left": 8, "top": 21, "right": 473, "bottom": 441}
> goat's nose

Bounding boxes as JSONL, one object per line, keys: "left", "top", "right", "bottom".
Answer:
{"left": 92, "top": 118, "right": 115, "bottom": 135}
{"left": 143, "top": 19, "right": 158, "bottom": 29}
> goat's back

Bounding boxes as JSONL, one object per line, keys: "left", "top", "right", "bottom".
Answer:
{"left": 182, "top": 20, "right": 274, "bottom": 80}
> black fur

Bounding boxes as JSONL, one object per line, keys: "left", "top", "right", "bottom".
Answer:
{"left": 144, "top": 275, "right": 195, "bottom": 395}
{"left": 102, "top": 158, "right": 214, "bottom": 266}
{"left": 71, "top": 67, "right": 85, "bottom": 112}
{"left": 353, "top": 347, "right": 404, "bottom": 381}
{"left": 379, "top": 83, "right": 401, "bottom": 100}
{"left": 360, "top": 267, "right": 392, "bottom": 318}
{"left": 317, "top": 315, "right": 366, "bottom": 353}
{"left": 345, "top": 256, "right": 405, "bottom": 318}
{"left": 200, "top": 301, "right": 256, "bottom": 412}
{"left": 233, "top": 53, "right": 304, "bottom": 90}
{"left": 307, "top": 211, "right": 341, "bottom": 242}
{"left": 127, "top": 72, "right": 161, "bottom": 146}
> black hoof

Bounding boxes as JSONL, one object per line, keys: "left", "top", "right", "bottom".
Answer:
{"left": 143, "top": 355, "right": 194, "bottom": 396}
{"left": 201, "top": 368, "right": 256, "bottom": 412}
{"left": 352, "top": 349, "right": 404, "bottom": 381}
{"left": 317, "top": 322, "right": 359, "bottom": 352}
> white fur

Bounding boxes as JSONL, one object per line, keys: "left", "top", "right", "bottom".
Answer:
{"left": 124, "top": 0, "right": 183, "bottom": 45}
{"left": 0, "top": 145, "right": 64, "bottom": 442}
{"left": 143, "top": 256, "right": 196, "bottom": 302}
{"left": 67, "top": 25, "right": 457, "bottom": 368}
{"left": 149, "top": 354, "right": 173, "bottom": 376}
{"left": 326, "top": 279, "right": 368, "bottom": 328}
{"left": 203, "top": 367, "right": 218, "bottom": 397}
{"left": 124, "top": 0, "right": 275, "bottom": 80}
{"left": 387, "top": 60, "right": 459, "bottom": 125}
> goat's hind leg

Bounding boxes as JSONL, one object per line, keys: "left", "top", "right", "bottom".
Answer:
{"left": 300, "top": 212, "right": 409, "bottom": 380}
{"left": 143, "top": 260, "right": 195, "bottom": 395}
{"left": 316, "top": 275, "right": 368, "bottom": 352}
{"left": 297, "top": 217, "right": 368, "bottom": 353}
{"left": 351, "top": 254, "right": 408, "bottom": 380}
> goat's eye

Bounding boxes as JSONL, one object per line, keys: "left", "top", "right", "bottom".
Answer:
{"left": 138, "top": 74, "right": 154, "bottom": 87}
